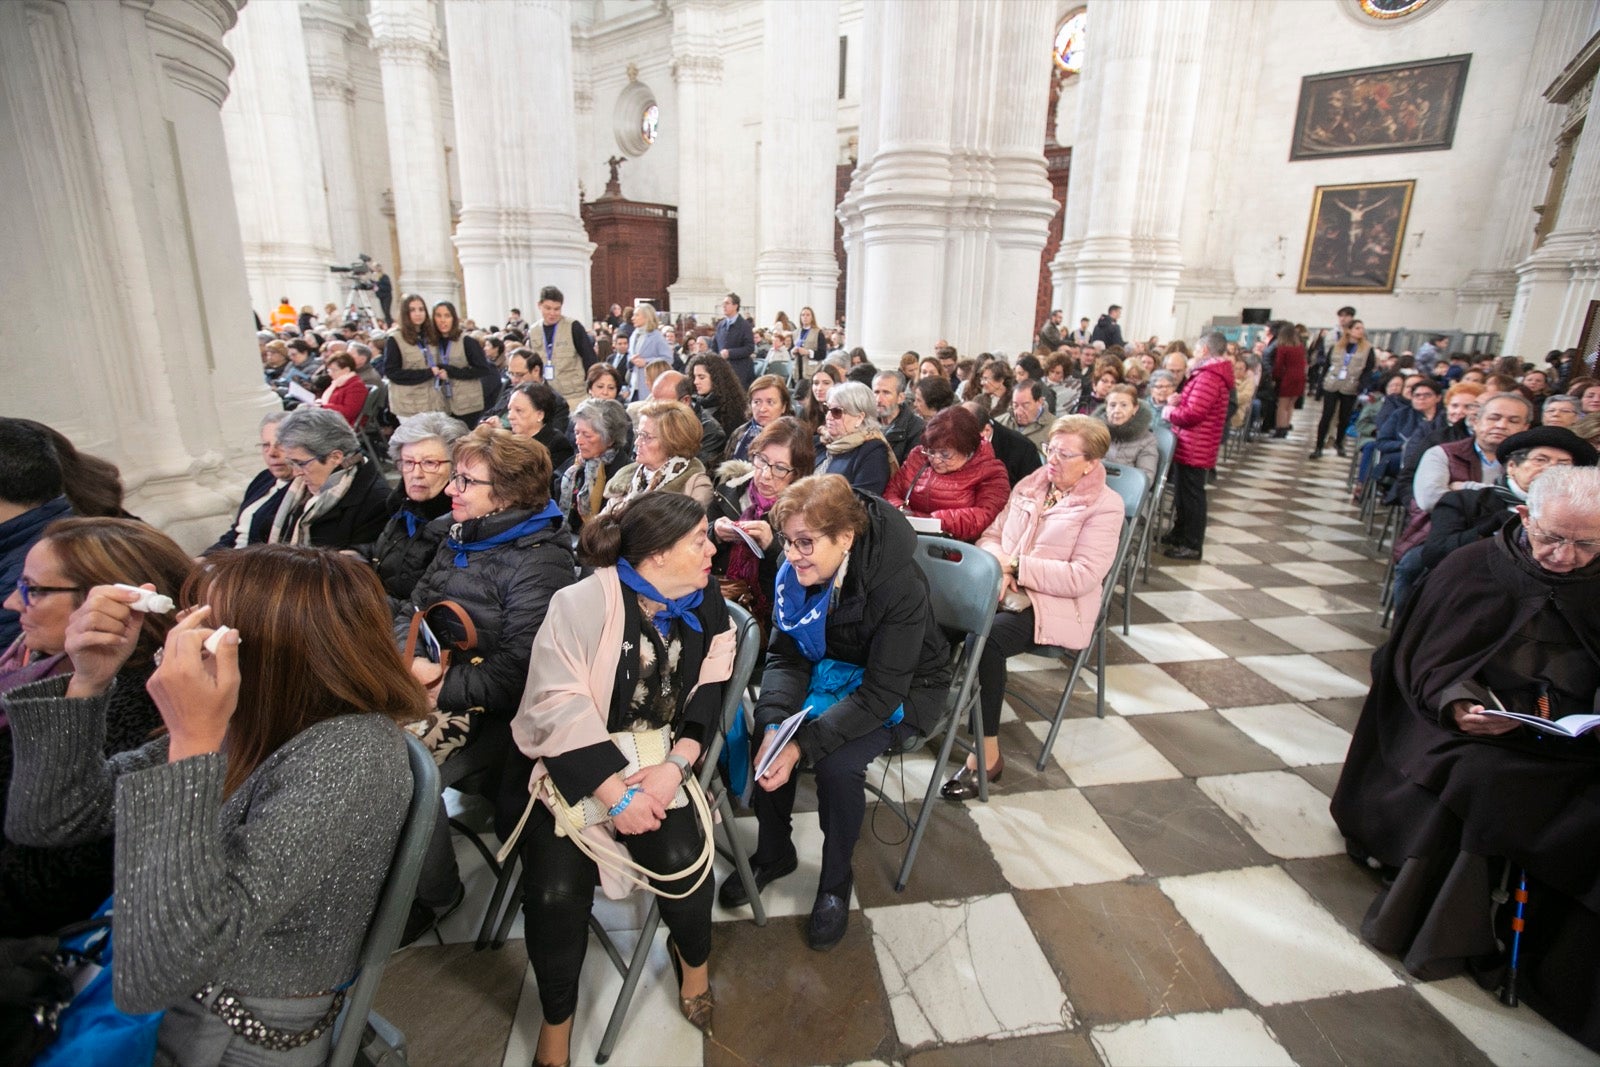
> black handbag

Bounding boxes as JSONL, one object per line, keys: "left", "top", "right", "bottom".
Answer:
{"left": 0, "top": 916, "right": 111, "bottom": 1067}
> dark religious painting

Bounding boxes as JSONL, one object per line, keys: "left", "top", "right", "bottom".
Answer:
{"left": 1290, "top": 54, "right": 1469, "bottom": 160}
{"left": 1299, "top": 180, "right": 1414, "bottom": 293}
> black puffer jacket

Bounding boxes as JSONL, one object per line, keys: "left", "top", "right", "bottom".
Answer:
{"left": 396, "top": 506, "right": 576, "bottom": 718}
{"left": 754, "top": 491, "right": 953, "bottom": 762}
{"left": 353, "top": 484, "right": 453, "bottom": 601}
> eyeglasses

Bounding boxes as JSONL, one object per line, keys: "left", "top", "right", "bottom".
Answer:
{"left": 1046, "top": 448, "right": 1087, "bottom": 462}
{"left": 634, "top": 431, "right": 658, "bottom": 445}
{"left": 1527, "top": 525, "right": 1600, "bottom": 555}
{"left": 825, "top": 407, "right": 850, "bottom": 420}
{"left": 400, "top": 458, "right": 451, "bottom": 474}
{"left": 287, "top": 454, "right": 327, "bottom": 471}
{"left": 926, "top": 449, "right": 960, "bottom": 464}
{"left": 751, "top": 454, "right": 796, "bottom": 478}
{"left": 15, "top": 578, "right": 83, "bottom": 607}
{"left": 776, "top": 533, "right": 818, "bottom": 557}
{"left": 448, "top": 472, "right": 493, "bottom": 491}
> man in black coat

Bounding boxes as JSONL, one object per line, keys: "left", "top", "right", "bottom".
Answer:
{"left": 962, "top": 401, "right": 1042, "bottom": 486}
{"left": 374, "top": 265, "right": 393, "bottom": 324}
{"left": 1090, "top": 304, "right": 1124, "bottom": 348}
{"left": 714, "top": 292, "right": 757, "bottom": 388}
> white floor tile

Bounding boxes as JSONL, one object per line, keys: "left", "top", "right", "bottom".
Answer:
{"left": 1164, "top": 564, "right": 1252, "bottom": 591}
{"left": 1301, "top": 523, "right": 1367, "bottom": 542}
{"left": 1098, "top": 662, "right": 1211, "bottom": 716}
{"left": 1290, "top": 509, "right": 1363, "bottom": 526}
{"left": 1271, "top": 561, "right": 1368, "bottom": 586}
{"left": 1211, "top": 511, "right": 1278, "bottom": 528}
{"left": 1006, "top": 650, "right": 1072, "bottom": 673}
{"left": 1238, "top": 653, "right": 1369, "bottom": 700}
{"left": 1215, "top": 487, "right": 1280, "bottom": 501}
{"left": 1091, "top": 1009, "right": 1297, "bottom": 1067}
{"left": 1118, "top": 622, "right": 1228, "bottom": 662}
{"left": 967, "top": 788, "right": 1144, "bottom": 889}
{"left": 1217, "top": 704, "right": 1353, "bottom": 767}
{"left": 1250, "top": 615, "right": 1372, "bottom": 653}
{"left": 1261, "top": 586, "right": 1370, "bottom": 615}
{"left": 1160, "top": 865, "right": 1402, "bottom": 1005}
{"left": 1414, "top": 976, "right": 1600, "bottom": 1066}
{"left": 1029, "top": 714, "right": 1184, "bottom": 785}
{"left": 1196, "top": 544, "right": 1260, "bottom": 566}
{"left": 1200, "top": 526, "right": 1266, "bottom": 545}
{"left": 1135, "top": 591, "right": 1242, "bottom": 623}
{"left": 1197, "top": 770, "right": 1345, "bottom": 858}
{"left": 867, "top": 893, "right": 1072, "bottom": 1048}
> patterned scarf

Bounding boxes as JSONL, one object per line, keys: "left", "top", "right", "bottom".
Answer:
{"left": 269, "top": 461, "right": 364, "bottom": 546}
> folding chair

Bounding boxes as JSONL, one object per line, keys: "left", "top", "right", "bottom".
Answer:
{"left": 353, "top": 384, "right": 390, "bottom": 471}
{"left": 1004, "top": 465, "right": 1147, "bottom": 771}
{"left": 473, "top": 603, "right": 765, "bottom": 1065}
{"left": 860, "top": 535, "right": 1001, "bottom": 889}
{"left": 328, "top": 732, "right": 440, "bottom": 1067}
{"left": 1138, "top": 423, "right": 1176, "bottom": 584}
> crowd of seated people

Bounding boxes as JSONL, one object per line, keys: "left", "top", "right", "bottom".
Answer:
{"left": 7, "top": 291, "right": 1600, "bottom": 1064}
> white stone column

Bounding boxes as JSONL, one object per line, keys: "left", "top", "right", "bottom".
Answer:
{"left": 668, "top": 0, "right": 732, "bottom": 316}
{"left": 755, "top": 0, "right": 841, "bottom": 327}
{"left": 0, "top": 0, "right": 275, "bottom": 550}
{"left": 219, "top": 0, "right": 339, "bottom": 314}
{"left": 444, "top": 0, "right": 592, "bottom": 325}
{"left": 368, "top": 0, "right": 458, "bottom": 306}
{"left": 840, "top": 0, "right": 1056, "bottom": 359}
{"left": 300, "top": 1, "right": 368, "bottom": 265}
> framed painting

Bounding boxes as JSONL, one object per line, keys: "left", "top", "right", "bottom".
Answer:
{"left": 1290, "top": 54, "right": 1470, "bottom": 160}
{"left": 1298, "top": 180, "right": 1415, "bottom": 293}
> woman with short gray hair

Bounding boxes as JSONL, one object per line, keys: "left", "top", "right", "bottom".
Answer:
{"left": 353, "top": 412, "right": 470, "bottom": 599}
{"left": 814, "top": 380, "right": 897, "bottom": 494}
{"left": 558, "top": 398, "right": 632, "bottom": 534}
{"left": 269, "top": 407, "right": 390, "bottom": 549}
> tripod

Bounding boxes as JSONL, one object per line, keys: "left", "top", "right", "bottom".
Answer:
{"left": 341, "top": 282, "right": 381, "bottom": 332}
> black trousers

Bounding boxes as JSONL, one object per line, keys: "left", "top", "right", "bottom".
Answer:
{"left": 1170, "top": 461, "right": 1209, "bottom": 551}
{"left": 519, "top": 802, "right": 711, "bottom": 1025}
{"left": 750, "top": 721, "right": 917, "bottom": 897}
{"left": 978, "top": 609, "right": 1039, "bottom": 736}
{"left": 1315, "top": 391, "right": 1358, "bottom": 452}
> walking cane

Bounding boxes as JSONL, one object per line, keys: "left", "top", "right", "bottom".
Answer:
{"left": 1500, "top": 868, "right": 1529, "bottom": 1007}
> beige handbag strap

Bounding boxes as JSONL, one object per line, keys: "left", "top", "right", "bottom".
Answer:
{"left": 556, "top": 777, "right": 715, "bottom": 900}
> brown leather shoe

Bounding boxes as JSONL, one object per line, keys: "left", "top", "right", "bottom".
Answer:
{"left": 667, "top": 937, "right": 713, "bottom": 1035}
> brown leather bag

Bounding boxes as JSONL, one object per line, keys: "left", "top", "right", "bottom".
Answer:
{"left": 401, "top": 600, "right": 479, "bottom": 673}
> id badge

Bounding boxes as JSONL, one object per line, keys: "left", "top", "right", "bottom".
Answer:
{"left": 1336, "top": 369, "right": 1348, "bottom": 381}
{"left": 543, "top": 361, "right": 555, "bottom": 381}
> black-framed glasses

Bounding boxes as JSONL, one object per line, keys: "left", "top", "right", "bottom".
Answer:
{"left": 449, "top": 472, "right": 493, "bottom": 491}
{"left": 15, "top": 578, "right": 84, "bottom": 607}
{"left": 287, "top": 453, "right": 327, "bottom": 471}
{"left": 776, "top": 533, "right": 819, "bottom": 557}
{"left": 751, "top": 454, "right": 795, "bottom": 478}
{"left": 400, "top": 458, "right": 451, "bottom": 474}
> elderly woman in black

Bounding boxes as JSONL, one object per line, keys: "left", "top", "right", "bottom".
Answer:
{"left": 722, "top": 475, "right": 951, "bottom": 950}
{"left": 498, "top": 493, "right": 734, "bottom": 1066}
{"left": 350, "top": 412, "right": 468, "bottom": 601}
{"left": 506, "top": 381, "right": 576, "bottom": 492}
{"left": 559, "top": 398, "right": 632, "bottom": 535}
{"left": 271, "top": 407, "right": 390, "bottom": 549}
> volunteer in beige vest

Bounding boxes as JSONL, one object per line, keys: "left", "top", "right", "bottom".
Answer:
{"left": 534, "top": 285, "right": 599, "bottom": 410}
{"left": 384, "top": 296, "right": 491, "bottom": 421}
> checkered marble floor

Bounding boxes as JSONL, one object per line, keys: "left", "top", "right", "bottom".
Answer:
{"left": 373, "top": 427, "right": 1600, "bottom": 1067}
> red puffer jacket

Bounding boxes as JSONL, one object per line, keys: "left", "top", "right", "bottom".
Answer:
{"left": 883, "top": 440, "right": 1011, "bottom": 542}
{"left": 1167, "top": 356, "right": 1234, "bottom": 469}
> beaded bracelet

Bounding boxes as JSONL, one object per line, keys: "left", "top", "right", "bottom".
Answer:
{"left": 607, "top": 786, "right": 640, "bottom": 819}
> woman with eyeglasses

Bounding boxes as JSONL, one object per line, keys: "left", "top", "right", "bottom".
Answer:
{"left": 5, "top": 546, "right": 426, "bottom": 1060}
{"left": 883, "top": 406, "right": 1010, "bottom": 543}
{"left": 801, "top": 363, "right": 845, "bottom": 432}
{"left": 269, "top": 406, "right": 390, "bottom": 550}
{"left": 812, "top": 381, "right": 897, "bottom": 495}
{"left": 603, "top": 400, "right": 715, "bottom": 512}
{"left": 0, "top": 518, "right": 193, "bottom": 937}
{"left": 208, "top": 410, "right": 293, "bottom": 552}
{"left": 726, "top": 475, "right": 951, "bottom": 950}
{"left": 942, "top": 416, "right": 1123, "bottom": 800}
{"left": 711, "top": 417, "right": 815, "bottom": 628}
{"left": 348, "top": 412, "right": 469, "bottom": 601}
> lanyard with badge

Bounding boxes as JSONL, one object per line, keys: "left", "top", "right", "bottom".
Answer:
{"left": 542, "top": 324, "right": 557, "bottom": 381}
{"left": 1336, "top": 345, "right": 1355, "bottom": 381}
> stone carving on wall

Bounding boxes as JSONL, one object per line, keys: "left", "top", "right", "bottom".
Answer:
{"left": 1298, "top": 180, "right": 1415, "bottom": 293}
{"left": 1290, "top": 54, "right": 1471, "bottom": 160}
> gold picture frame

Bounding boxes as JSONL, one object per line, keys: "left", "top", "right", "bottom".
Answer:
{"left": 1298, "top": 180, "right": 1415, "bottom": 293}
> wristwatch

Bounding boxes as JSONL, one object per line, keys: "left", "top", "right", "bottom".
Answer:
{"left": 666, "top": 753, "right": 694, "bottom": 782}
{"left": 1009, "top": 555, "right": 1021, "bottom": 574}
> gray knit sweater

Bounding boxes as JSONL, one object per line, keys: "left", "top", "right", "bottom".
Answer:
{"left": 3, "top": 675, "right": 410, "bottom": 1020}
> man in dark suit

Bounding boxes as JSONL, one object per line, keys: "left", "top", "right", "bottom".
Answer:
{"left": 715, "top": 292, "right": 756, "bottom": 387}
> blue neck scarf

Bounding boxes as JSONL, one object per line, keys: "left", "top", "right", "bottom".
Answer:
{"left": 445, "top": 501, "right": 562, "bottom": 567}
{"left": 404, "top": 510, "right": 423, "bottom": 538}
{"left": 615, "top": 559, "right": 703, "bottom": 635}
{"left": 773, "top": 560, "right": 832, "bottom": 663}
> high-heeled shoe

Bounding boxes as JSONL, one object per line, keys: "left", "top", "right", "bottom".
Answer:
{"left": 666, "top": 937, "right": 714, "bottom": 1035}
{"left": 939, "top": 753, "right": 1004, "bottom": 801}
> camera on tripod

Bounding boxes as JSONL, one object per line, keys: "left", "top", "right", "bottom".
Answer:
{"left": 329, "top": 253, "right": 375, "bottom": 290}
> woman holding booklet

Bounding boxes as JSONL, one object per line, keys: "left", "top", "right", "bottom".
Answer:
{"left": 1332, "top": 466, "right": 1600, "bottom": 1052}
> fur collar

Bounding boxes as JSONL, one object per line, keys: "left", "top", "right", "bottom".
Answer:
{"left": 1106, "top": 402, "right": 1153, "bottom": 443}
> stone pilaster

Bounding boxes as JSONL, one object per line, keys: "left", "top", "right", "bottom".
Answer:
{"left": 301, "top": 0, "right": 368, "bottom": 267}
{"left": 667, "top": 0, "right": 731, "bottom": 316}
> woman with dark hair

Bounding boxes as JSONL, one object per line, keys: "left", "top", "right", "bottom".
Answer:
{"left": 0, "top": 518, "right": 193, "bottom": 936}
{"left": 498, "top": 493, "right": 735, "bottom": 1065}
{"left": 802, "top": 363, "right": 845, "bottom": 431}
{"left": 723, "top": 374, "right": 793, "bottom": 463}
{"left": 560, "top": 398, "right": 632, "bottom": 534}
{"left": 724, "top": 475, "right": 951, "bottom": 950}
{"left": 350, "top": 412, "right": 469, "bottom": 601}
{"left": 383, "top": 296, "right": 494, "bottom": 424}
{"left": 1270, "top": 321, "right": 1307, "bottom": 438}
{"left": 271, "top": 407, "right": 391, "bottom": 549}
{"left": 712, "top": 416, "right": 815, "bottom": 625}
{"left": 793, "top": 306, "right": 826, "bottom": 382}
{"left": 586, "top": 362, "right": 626, "bottom": 402}
{"left": 686, "top": 352, "right": 750, "bottom": 439}
{"left": 603, "top": 400, "right": 715, "bottom": 511}
{"left": 315, "top": 351, "right": 367, "bottom": 426}
{"left": 1078, "top": 358, "right": 1124, "bottom": 415}
{"left": 14, "top": 421, "right": 128, "bottom": 518}
{"left": 5, "top": 546, "right": 427, "bottom": 1061}
{"left": 507, "top": 381, "right": 576, "bottom": 487}
{"left": 979, "top": 361, "right": 1015, "bottom": 418}
{"left": 913, "top": 375, "right": 956, "bottom": 420}
{"left": 883, "top": 406, "right": 1010, "bottom": 542}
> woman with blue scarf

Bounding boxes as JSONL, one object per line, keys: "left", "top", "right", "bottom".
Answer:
{"left": 349, "top": 412, "right": 468, "bottom": 602}
{"left": 721, "top": 475, "right": 953, "bottom": 950}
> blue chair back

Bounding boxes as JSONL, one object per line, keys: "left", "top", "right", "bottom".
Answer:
{"left": 1152, "top": 422, "right": 1176, "bottom": 473}
{"left": 1103, "top": 464, "right": 1149, "bottom": 521}
{"left": 910, "top": 535, "right": 1004, "bottom": 641}
{"left": 720, "top": 602, "right": 763, "bottom": 739}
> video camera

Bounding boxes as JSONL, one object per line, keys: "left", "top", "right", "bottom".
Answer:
{"left": 329, "top": 253, "right": 375, "bottom": 289}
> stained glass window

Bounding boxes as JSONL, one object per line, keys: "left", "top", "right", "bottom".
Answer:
{"left": 641, "top": 104, "right": 659, "bottom": 146}
{"left": 1053, "top": 10, "right": 1086, "bottom": 76}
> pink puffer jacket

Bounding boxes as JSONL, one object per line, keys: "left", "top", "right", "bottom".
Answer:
{"left": 1167, "top": 356, "right": 1234, "bottom": 469}
{"left": 977, "top": 463, "right": 1124, "bottom": 650}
